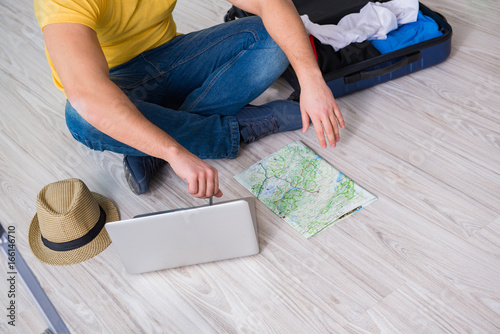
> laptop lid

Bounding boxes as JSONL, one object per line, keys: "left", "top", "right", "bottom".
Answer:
{"left": 105, "top": 198, "right": 259, "bottom": 274}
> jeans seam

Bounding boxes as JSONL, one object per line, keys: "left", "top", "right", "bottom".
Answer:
{"left": 184, "top": 49, "right": 246, "bottom": 111}
{"left": 126, "top": 29, "right": 260, "bottom": 90}
{"left": 166, "top": 29, "right": 259, "bottom": 71}
{"left": 140, "top": 53, "right": 162, "bottom": 72}
{"left": 228, "top": 116, "right": 240, "bottom": 159}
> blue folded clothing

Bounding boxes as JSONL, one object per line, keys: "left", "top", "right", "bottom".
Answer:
{"left": 371, "top": 11, "right": 443, "bottom": 54}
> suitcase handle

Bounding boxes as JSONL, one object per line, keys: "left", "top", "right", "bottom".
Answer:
{"left": 344, "top": 52, "right": 421, "bottom": 84}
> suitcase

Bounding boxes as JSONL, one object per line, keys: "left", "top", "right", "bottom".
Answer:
{"left": 224, "top": 1, "right": 452, "bottom": 100}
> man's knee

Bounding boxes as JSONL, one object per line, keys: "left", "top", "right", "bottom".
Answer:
{"left": 239, "top": 17, "right": 290, "bottom": 75}
{"left": 267, "top": 45, "right": 289, "bottom": 75}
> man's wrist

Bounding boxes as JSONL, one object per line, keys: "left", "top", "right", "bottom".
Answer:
{"left": 160, "top": 140, "right": 194, "bottom": 164}
{"left": 295, "top": 66, "right": 324, "bottom": 87}
{"left": 161, "top": 144, "right": 182, "bottom": 162}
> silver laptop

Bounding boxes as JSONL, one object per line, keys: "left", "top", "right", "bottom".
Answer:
{"left": 105, "top": 198, "right": 259, "bottom": 274}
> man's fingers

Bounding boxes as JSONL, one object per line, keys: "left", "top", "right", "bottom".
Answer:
{"left": 197, "top": 174, "right": 207, "bottom": 198}
{"left": 332, "top": 99, "right": 345, "bottom": 129}
{"left": 322, "top": 115, "right": 337, "bottom": 148}
{"left": 205, "top": 168, "right": 216, "bottom": 198}
{"left": 187, "top": 177, "right": 199, "bottom": 196}
{"left": 187, "top": 171, "right": 206, "bottom": 198}
{"left": 328, "top": 112, "right": 340, "bottom": 143}
{"left": 312, "top": 118, "right": 327, "bottom": 149}
{"left": 301, "top": 111, "right": 310, "bottom": 133}
{"left": 187, "top": 168, "right": 221, "bottom": 198}
{"left": 213, "top": 169, "right": 220, "bottom": 197}
{"left": 169, "top": 148, "right": 223, "bottom": 199}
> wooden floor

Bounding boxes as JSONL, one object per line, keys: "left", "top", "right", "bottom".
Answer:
{"left": 1, "top": 0, "right": 499, "bottom": 333}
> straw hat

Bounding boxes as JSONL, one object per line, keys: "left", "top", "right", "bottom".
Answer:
{"left": 29, "top": 178, "right": 119, "bottom": 265}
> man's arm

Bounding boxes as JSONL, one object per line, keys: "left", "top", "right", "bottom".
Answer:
{"left": 228, "top": 0, "right": 345, "bottom": 149}
{"left": 43, "top": 23, "right": 222, "bottom": 198}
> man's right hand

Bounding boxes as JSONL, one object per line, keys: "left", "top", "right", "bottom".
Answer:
{"left": 166, "top": 146, "right": 223, "bottom": 199}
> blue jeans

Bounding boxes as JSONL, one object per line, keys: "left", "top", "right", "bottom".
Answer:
{"left": 65, "top": 17, "right": 289, "bottom": 159}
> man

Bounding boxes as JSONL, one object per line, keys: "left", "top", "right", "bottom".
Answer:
{"left": 35, "top": 0, "right": 344, "bottom": 199}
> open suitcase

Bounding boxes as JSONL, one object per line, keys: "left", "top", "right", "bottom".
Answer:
{"left": 224, "top": 0, "right": 452, "bottom": 100}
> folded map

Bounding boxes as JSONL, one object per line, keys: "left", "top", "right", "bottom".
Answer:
{"left": 234, "top": 141, "right": 377, "bottom": 238}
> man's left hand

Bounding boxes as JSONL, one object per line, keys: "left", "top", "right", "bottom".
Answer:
{"left": 300, "top": 79, "right": 345, "bottom": 148}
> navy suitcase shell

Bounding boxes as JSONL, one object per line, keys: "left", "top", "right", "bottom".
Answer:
{"left": 224, "top": 1, "right": 452, "bottom": 100}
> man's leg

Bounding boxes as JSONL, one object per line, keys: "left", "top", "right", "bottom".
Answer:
{"left": 116, "top": 16, "right": 303, "bottom": 148}
{"left": 125, "top": 16, "right": 290, "bottom": 115}
{"left": 65, "top": 99, "right": 240, "bottom": 160}
{"left": 108, "top": 16, "right": 301, "bottom": 151}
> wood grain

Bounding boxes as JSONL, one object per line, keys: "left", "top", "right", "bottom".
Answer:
{"left": 0, "top": 0, "right": 499, "bottom": 332}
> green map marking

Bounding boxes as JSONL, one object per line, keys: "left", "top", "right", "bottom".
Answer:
{"left": 234, "top": 141, "right": 377, "bottom": 238}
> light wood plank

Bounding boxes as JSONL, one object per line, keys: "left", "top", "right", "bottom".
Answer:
{"left": 1, "top": 0, "right": 499, "bottom": 332}
{"left": 341, "top": 197, "right": 500, "bottom": 332}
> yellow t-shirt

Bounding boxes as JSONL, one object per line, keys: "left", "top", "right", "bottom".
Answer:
{"left": 34, "top": 0, "right": 178, "bottom": 93}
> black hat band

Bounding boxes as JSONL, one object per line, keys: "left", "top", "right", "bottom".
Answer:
{"left": 41, "top": 206, "right": 107, "bottom": 252}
